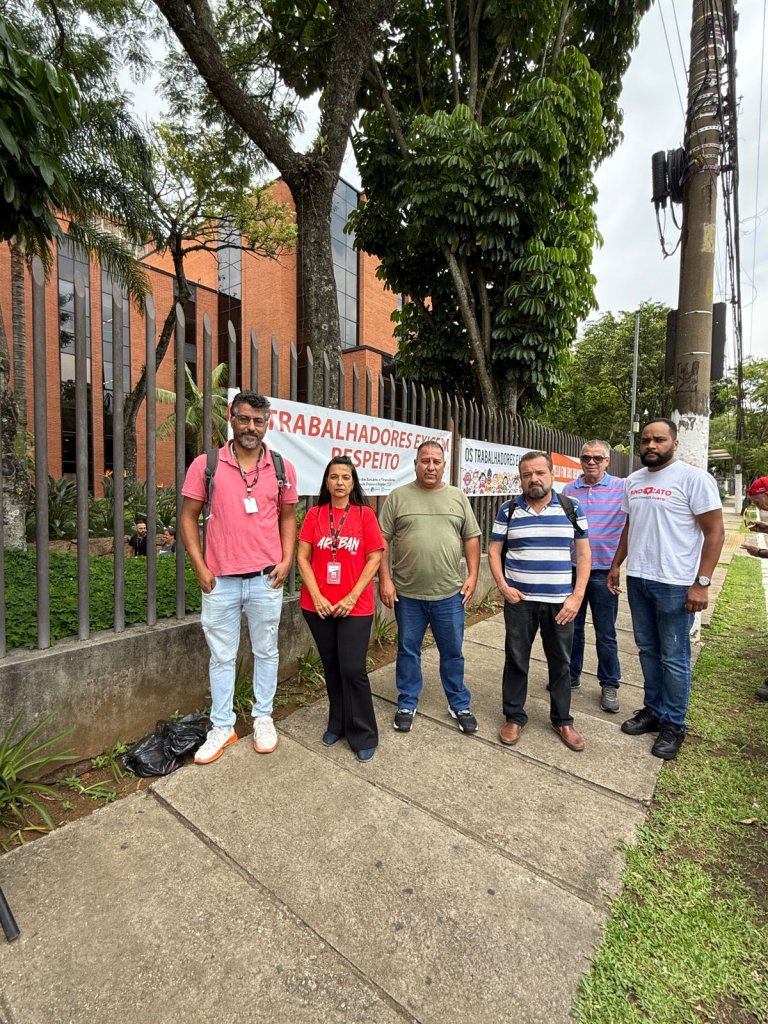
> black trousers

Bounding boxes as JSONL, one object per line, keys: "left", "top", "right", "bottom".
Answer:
{"left": 302, "top": 611, "right": 378, "bottom": 751}
{"left": 502, "top": 600, "right": 574, "bottom": 727}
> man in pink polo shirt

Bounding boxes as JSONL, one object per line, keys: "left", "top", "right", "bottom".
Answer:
{"left": 180, "top": 392, "right": 299, "bottom": 764}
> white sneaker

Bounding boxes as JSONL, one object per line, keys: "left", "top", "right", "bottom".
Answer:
{"left": 194, "top": 725, "right": 236, "bottom": 764}
{"left": 253, "top": 715, "right": 278, "bottom": 754}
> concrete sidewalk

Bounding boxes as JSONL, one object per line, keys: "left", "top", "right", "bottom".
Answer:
{"left": 0, "top": 513, "right": 743, "bottom": 1024}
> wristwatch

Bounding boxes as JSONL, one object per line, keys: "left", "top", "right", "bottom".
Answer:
{"left": 696, "top": 575, "right": 711, "bottom": 587}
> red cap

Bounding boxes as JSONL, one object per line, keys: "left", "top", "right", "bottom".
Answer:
{"left": 747, "top": 476, "right": 768, "bottom": 496}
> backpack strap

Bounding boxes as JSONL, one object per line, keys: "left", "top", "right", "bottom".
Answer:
{"left": 204, "top": 448, "right": 219, "bottom": 522}
{"left": 556, "top": 491, "right": 586, "bottom": 537}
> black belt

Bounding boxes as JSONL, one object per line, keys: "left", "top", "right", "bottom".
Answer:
{"left": 223, "top": 566, "right": 275, "bottom": 579}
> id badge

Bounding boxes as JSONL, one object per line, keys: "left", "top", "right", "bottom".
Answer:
{"left": 244, "top": 497, "right": 258, "bottom": 514}
{"left": 326, "top": 561, "right": 341, "bottom": 585}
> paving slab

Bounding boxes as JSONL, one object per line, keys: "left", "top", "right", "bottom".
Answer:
{"left": 153, "top": 737, "right": 605, "bottom": 1024}
{"left": 0, "top": 796, "right": 405, "bottom": 1024}
{"left": 370, "top": 654, "right": 661, "bottom": 803}
{"left": 460, "top": 618, "right": 646, "bottom": 688}
{"left": 280, "top": 697, "right": 647, "bottom": 905}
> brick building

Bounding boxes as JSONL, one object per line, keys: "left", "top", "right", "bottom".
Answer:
{"left": 0, "top": 178, "right": 400, "bottom": 490}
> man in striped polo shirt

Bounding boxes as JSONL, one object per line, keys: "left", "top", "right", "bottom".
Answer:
{"left": 563, "top": 440, "right": 626, "bottom": 714}
{"left": 488, "top": 451, "right": 591, "bottom": 751}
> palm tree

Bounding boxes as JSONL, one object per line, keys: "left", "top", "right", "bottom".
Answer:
{"left": 156, "top": 362, "right": 230, "bottom": 453}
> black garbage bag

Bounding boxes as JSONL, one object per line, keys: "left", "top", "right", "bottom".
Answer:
{"left": 123, "top": 713, "right": 212, "bottom": 777}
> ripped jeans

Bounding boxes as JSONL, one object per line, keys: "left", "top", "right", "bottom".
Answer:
{"left": 201, "top": 574, "right": 283, "bottom": 728}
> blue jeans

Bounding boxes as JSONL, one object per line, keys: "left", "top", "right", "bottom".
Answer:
{"left": 201, "top": 575, "right": 284, "bottom": 728}
{"left": 570, "top": 569, "right": 621, "bottom": 687}
{"left": 394, "top": 593, "right": 472, "bottom": 712}
{"left": 627, "top": 576, "right": 693, "bottom": 727}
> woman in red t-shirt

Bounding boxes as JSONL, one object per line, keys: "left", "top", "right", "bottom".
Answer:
{"left": 297, "top": 457, "right": 384, "bottom": 761}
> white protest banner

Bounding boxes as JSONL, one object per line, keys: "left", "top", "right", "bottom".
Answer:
{"left": 459, "top": 438, "right": 583, "bottom": 496}
{"left": 264, "top": 397, "right": 451, "bottom": 496}
{"left": 459, "top": 438, "right": 526, "bottom": 496}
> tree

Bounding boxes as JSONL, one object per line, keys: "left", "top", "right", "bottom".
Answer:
{"left": 156, "top": 362, "right": 230, "bottom": 451}
{"left": 1, "top": 2, "right": 157, "bottom": 546}
{"left": 149, "top": 0, "right": 396, "bottom": 404}
{"left": 121, "top": 120, "right": 296, "bottom": 478}
{"left": 351, "top": 0, "right": 651, "bottom": 414}
{"left": 540, "top": 302, "right": 672, "bottom": 445}
{"left": 0, "top": 15, "right": 81, "bottom": 253}
{"left": 1, "top": 15, "right": 80, "bottom": 548}
{"left": 710, "top": 359, "right": 768, "bottom": 479}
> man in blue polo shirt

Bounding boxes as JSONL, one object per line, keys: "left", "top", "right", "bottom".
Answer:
{"left": 488, "top": 451, "right": 591, "bottom": 751}
{"left": 563, "top": 439, "right": 626, "bottom": 713}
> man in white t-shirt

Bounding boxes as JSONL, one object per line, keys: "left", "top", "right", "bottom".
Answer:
{"left": 607, "top": 419, "right": 724, "bottom": 760}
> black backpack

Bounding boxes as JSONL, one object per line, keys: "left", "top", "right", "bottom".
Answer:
{"left": 204, "top": 446, "right": 288, "bottom": 521}
{"left": 500, "top": 491, "right": 585, "bottom": 561}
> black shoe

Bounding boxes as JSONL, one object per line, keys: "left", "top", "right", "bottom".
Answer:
{"left": 450, "top": 708, "right": 478, "bottom": 734}
{"left": 651, "top": 722, "right": 685, "bottom": 760}
{"left": 756, "top": 686, "right": 768, "bottom": 702}
{"left": 621, "top": 707, "right": 661, "bottom": 735}
{"left": 570, "top": 676, "right": 582, "bottom": 690}
{"left": 393, "top": 708, "right": 416, "bottom": 732}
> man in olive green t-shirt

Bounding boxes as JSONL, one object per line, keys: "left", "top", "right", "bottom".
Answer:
{"left": 379, "top": 441, "right": 481, "bottom": 735}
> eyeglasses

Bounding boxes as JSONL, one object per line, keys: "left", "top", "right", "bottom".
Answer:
{"left": 580, "top": 455, "right": 607, "bottom": 463}
{"left": 234, "top": 415, "right": 267, "bottom": 427}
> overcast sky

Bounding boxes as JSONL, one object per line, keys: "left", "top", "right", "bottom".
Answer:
{"left": 590, "top": 0, "right": 766, "bottom": 365}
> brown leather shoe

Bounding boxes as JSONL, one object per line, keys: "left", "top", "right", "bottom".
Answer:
{"left": 551, "top": 723, "right": 585, "bottom": 751}
{"left": 499, "top": 722, "right": 523, "bottom": 746}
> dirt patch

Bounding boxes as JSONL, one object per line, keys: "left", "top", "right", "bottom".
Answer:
{"left": 1, "top": 600, "right": 503, "bottom": 853}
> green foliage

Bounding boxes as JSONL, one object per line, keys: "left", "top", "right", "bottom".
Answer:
{"left": 0, "top": 15, "right": 80, "bottom": 251}
{"left": 0, "top": 711, "right": 73, "bottom": 832}
{"left": 372, "top": 610, "right": 396, "bottom": 646}
{"left": 296, "top": 647, "right": 325, "bottom": 690}
{"left": 540, "top": 302, "right": 672, "bottom": 445}
{"left": 352, "top": 1, "right": 651, "bottom": 411}
{"left": 63, "top": 776, "right": 117, "bottom": 804}
{"left": 3, "top": 549, "right": 202, "bottom": 650}
{"left": 232, "top": 657, "right": 254, "bottom": 721}
{"left": 156, "top": 362, "right": 231, "bottom": 451}
{"left": 710, "top": 359, "right": 768, "bottom": 479}
{"left": 90, "top": 740, "right": 129, "bottom": 783}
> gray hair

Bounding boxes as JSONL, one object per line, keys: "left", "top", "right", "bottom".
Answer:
{"left": 581, "top": 439, "right": 611, "bottom": 458}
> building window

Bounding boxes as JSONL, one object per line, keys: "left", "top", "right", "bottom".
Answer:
{"left": 174, "top": 281, "right": 198, "bottom": 384}
{"left": 332, "top": 179, "right": 359, "bottom": 350}
{"left": 218, "top": 219, "right": 242, "bottom": 385}
{"left": 57, "top": 236, "right": 93, "bottom": 484}
{"left": 101, "top": 272, "right": 131, "bottom": 473}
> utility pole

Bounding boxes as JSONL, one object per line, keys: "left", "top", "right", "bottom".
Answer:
{"left": 672, "top": 0, "right": 725, "bottom": 468}
{"left": 628, "top": 312, "right": 640, "bottom": 457}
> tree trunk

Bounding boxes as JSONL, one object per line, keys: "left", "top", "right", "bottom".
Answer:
{"left": 123, "top": 241, "right": 191, "bottom": 479}
{"left": 289, "top": 164, "right": 341, "bottom": 406}
{"left": 10, "top": 240, "right": 27, "bottom": 451}
{"left": 0, "top": 300, "right": 30, "bottom": 549}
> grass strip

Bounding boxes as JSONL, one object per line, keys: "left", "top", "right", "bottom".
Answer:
{"left": 576, "top": 555, "right": 768, "bottom": 1024}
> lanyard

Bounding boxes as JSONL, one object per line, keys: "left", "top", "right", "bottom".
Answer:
{"left": 328, "top": 504, "right": 351, "bottom": 559}
{"left": 231, "top": 442, "right": 260, "bottom": 497}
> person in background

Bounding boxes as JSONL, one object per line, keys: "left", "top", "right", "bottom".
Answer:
{"left": 563, "top": 440, "right": 626, "bottom": 713}
{"left": 127, "top": 521, "right": 148, "bottom": 557}
{"left": 740, "top": 476, "right": 768, "bottom": 701}
{"left": 159, "top": 526, "right": 176, "bottom": 554}
{"left": 297, "top": 457, "right": 384, "bottom": 762}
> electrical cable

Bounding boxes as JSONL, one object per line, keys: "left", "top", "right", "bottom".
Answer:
{"left": 658, "top": 0, "right": 688, "bottom": 118}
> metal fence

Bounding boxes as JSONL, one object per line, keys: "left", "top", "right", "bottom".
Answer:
{"left": 0, "top": 258, "right": 632, "bottom": 657}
